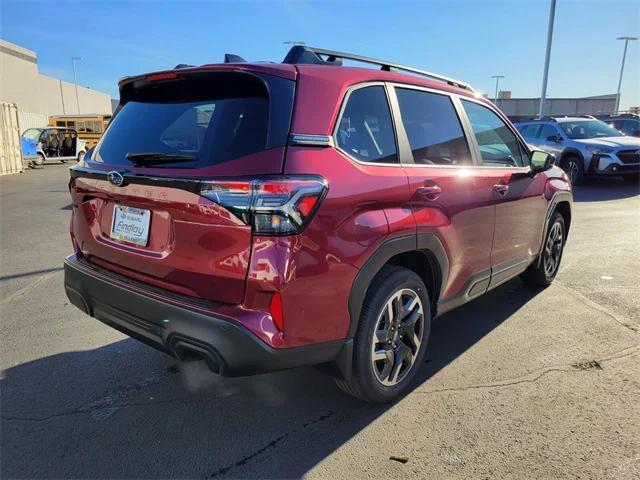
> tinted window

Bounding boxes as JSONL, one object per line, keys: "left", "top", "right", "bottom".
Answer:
{"left": 615, "top": 119, "right": 640, "bottom": 136}
{"left": 337, "top": 86, "right": 398, "bottom": 164}
{"left": 395, "top": 88, "right": 471, "bottom": 165}
{"left": 558, "top": 120, "right": 621, "bottom": 139}
{"left": 519, "top": 124, "right": 542, "bottom": 138}
{"left": 461, "top": 100, "right": 527, "bottom": 167}
{"left": 95, "top": 72, "right": 292, "bottom": 168}
{"left": 539, "top": 124, "right": 558, "bottom": 140}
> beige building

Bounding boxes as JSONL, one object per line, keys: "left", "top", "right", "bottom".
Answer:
{"left": 494, "top": 92, "right": 617, "bottom": 121}
{"left": 0, "top": 39, "right": 112, "bottom": 130}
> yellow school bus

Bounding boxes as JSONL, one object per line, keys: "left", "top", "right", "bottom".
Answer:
{"left": 48, "top": 114, "right": 112, "bottom": 149}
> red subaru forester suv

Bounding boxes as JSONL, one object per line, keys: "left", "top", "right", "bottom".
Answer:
{"left": 64, "top": 47, "right": 572, "bottom": 402}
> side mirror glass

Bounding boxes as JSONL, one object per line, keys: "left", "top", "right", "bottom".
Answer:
{"left": 530, "top": 150, "right": 555, "bottom": 175}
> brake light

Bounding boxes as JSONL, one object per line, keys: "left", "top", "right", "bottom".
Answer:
{"left": 200, "top": 176, "right": 327, "bottom": 235}
{"left": 146, "top": 72, "right": 179, "bottom": 82}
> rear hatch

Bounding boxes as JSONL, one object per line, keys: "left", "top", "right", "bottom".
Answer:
{"left": 69, "top": 67, "right": 295, "bottom": 304}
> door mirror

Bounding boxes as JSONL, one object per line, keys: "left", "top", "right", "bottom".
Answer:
{"left": 530, "top": 150, "right": 555, "bottom": 175}
{"left": 546, "top": 135, "right": 562, "bottom": 143}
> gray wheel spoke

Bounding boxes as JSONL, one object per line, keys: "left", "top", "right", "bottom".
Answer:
{"left": 401, "top": 308, "right": 421, "bottom": 331}
{"left": 372, "top": 348, "right": 388, "bottom": 362}
{"left": 375, "top": 328, "right": 389, "bottom": 343}
{"left": 370, "top": 288, "right": 425, "bottom": 387}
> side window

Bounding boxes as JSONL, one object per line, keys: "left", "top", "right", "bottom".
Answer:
{"left": 461, "top": 100, "right": 527, "bottom": 167}
{"left": 395, "top": 88, "right": 472, "bottom": 165}
{"left": 525, "top": 124, "right": 542, "bottom": 138}
{"left": 538, "top": 124, "right": 558, "bottom": 140}
{"left": 337, "top": 86, "right": 398, "bottom": 164}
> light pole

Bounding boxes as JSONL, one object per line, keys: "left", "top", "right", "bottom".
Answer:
{"left": 71, "top": 56, "right": 81, "bottom": 114}
{"left": 615, "top": 36, "right": 638, "bottom": 113}
{"left": 491, "top": 75, "right": 505, "bottom": 104}
{"left": 538, "top": 0, "right": 556, "bottom": 118}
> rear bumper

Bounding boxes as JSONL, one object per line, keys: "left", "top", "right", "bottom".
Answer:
{"left": 64, "top": 254, "right": 346, "bottom": 376}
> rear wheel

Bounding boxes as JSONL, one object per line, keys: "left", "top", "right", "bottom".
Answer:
{"left": 563, "top": 155, "right": 584, "bottom": 185}
{"left": 34, "top": 153, "right": 45, "bottom": 167}
{"left": 521, "top": 211, "right": 566, "bottom": 286}
{"left": 335, "top": 265, "right": 431, "bottom": 403}
{"left": 77, "top": 151, "right": 85, "bottom": 163}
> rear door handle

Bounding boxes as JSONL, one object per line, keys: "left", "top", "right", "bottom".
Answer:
{"left": 417, "top": 184, "right": 442, "bottom": 199}
{"left": 493, "top": 183, "right": 509, "bottom": 195}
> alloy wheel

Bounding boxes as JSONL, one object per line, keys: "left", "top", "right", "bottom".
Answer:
{"left": 543, "top": 221, "right": 564, "bottom": 277}
{"left": 567, "top": 160, "right": 580, "bottom": 184}
{"left": 370, "top": 288, "right": 424, "bottom": 386}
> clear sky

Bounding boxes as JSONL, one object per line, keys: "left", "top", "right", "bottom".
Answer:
{"left": 2, "top": 0, "right": 639, "bottom": 108}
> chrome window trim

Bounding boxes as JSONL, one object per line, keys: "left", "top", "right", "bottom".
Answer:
{"left": 331, "top": 80, "right": 533, "bottom": 171}
{"left": 388, "top": 82, "right": 479, "bottom": 168}
{"left": 457, "top": 95, "right": 533, "bottom": 169}
{"left": 331, "top": 82, "right": 403, "bottom": 168}
{"left": 289, "top": 133, "right": 335, "bottom": 147}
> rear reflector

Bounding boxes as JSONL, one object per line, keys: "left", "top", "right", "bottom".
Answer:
{"left": 269, "top": 292, "right": 284, "bottom": 332}
{"left": 200, "top": 176, "right": 327, "bottom": 235}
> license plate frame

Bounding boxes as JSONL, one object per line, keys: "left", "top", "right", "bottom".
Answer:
{"left": 110, "top": 205, "right": 151, "bottom": 246}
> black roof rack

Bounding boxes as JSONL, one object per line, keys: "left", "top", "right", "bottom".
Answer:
{"left": 282, "top": 46, "right": 474, "bottom": 91}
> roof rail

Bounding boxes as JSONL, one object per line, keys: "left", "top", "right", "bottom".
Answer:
{"left": 282, "top": 46, "right": 473, "bottom": 91}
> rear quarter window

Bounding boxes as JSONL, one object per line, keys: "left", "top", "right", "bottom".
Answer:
{"left": 336, "top": 86, "right": 398, "bottom": 164}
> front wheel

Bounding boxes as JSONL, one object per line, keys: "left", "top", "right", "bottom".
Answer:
{"left": 563, "top": 155, "right": 584, "bottom": 185}
{"left": 521, "top": 211, "right": 566, "bottom": 286}
{"left": 335, "top": 266, "right": 431, "bottom": 403}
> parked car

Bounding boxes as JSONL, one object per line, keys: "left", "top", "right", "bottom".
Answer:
{"left": 21, "top": 127, "right": 86, "bottom": 166}
{"left": 64, "top": 46, "right": 572, "bottom": 402}
{"left": 594, "top": 113, "right": 640, "bottom": 138}
{"left": 516, "top": 116, "right": 640, "bottom": 184}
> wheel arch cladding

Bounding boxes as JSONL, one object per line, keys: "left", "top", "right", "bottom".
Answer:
{"left": 347, "top": 234, "right": 449, "bottom": 338}
{"left": 560, "top": 148, "right": 585, "bottom": 167}
{"left": 555, "top": 201, "right": 571, "bottom": 235}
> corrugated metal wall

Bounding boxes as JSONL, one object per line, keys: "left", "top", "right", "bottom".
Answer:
{"left": 18, "top": 111, "right": 48, "bottom": 132}
{"left": 0, "top": 102, "right": 24, "bottom": 175}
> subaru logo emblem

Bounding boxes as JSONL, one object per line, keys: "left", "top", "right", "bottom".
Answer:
{"left": 107, "top": 171, "right": 125, "bottom": 187}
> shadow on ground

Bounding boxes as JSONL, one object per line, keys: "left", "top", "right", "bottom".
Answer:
{"left": 572, "top": 177, "right": 639, "bottom": 202}
{"left": 1, "top": 279, "right": 540, "bottom": 479}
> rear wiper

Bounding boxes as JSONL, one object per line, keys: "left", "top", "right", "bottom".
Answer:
{"left": 126, "top": 152, "right": 198, "bottom": 166}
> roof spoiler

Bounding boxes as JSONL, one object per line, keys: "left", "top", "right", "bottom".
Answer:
{"left": 282, "top": 46, "right": 473, "bottom": 91}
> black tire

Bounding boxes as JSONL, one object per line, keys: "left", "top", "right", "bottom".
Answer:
{"left": 521, "top": 211, "right": 566, "bottom": 287}
{"left": 77, "top": 151, "right": 86, "bottom": 163}
{"left": 562, "top": 155, "right": 585, "bottom": 185}
{"left": 335, "top": 265, "right": 431, "bottom": 403}
{"left": 35, "top": 153, "right": 45, "bottom": 167}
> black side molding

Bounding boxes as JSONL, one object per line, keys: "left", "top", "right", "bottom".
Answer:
{"left": 347, "top": 234, "right": 449, "bottom": 338}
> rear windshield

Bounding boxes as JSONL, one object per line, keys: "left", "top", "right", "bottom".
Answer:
{"left": 94, "top": 71, "right": 293, "bottom": 168}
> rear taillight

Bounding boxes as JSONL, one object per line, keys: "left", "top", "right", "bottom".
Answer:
{"left": 200, "top": 176, "right": 327, "bottom": 235}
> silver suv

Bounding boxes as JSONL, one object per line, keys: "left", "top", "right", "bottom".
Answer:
{"left": 516, "top": 116, "right": 640, "bottom": 184}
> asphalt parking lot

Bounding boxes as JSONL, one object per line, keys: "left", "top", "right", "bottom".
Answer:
{"left": 1, "top": 164, "right": 639, "bottom": 479}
